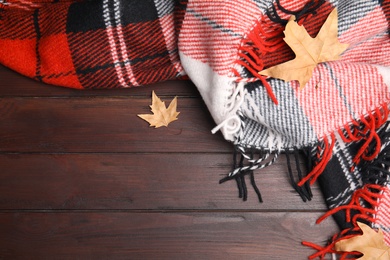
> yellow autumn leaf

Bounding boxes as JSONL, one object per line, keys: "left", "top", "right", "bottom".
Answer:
{"left": 335, "top": 222, "right": 390, "bottom": 259}
{"left": 259, "top": 8, "right": 349, "bottom": 89}
{"left": 138, "top": 91, "right": 180, "bottom": 128}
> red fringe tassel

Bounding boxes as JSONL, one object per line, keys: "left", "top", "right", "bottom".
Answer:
{"left": 298, "top": 133, "right": 336, "bottom": 186}
{"left": 339, "top": 104, "right": 389, "bottom": 171}
{"left": 299, "top": 104, "right": 389, "bottom": 188}
{"left": 233, "top": 16, "right": 285, "bottom": 105}
{"left": 303, "top": 184, "right": 385, "bottom": 259}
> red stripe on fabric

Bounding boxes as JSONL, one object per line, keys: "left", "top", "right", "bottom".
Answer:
{"left": 180, "top": 13, "right": 240, "bottom": 74}
{"left": 343, "top": 34, "right": 390, "bottom": 67}
{"left": 39, "top": 2, "right": 70, "bottom": 35}
{"left": 339, "top": 6, "right": 388, "bottom": 47}
{"left": 78, "top": 67, "right": 119, "bottom": 89}
{"left": 133, "top": 63, "right": 179, "bottom": 86}
{"left": 333, "top": 63, "right": 388, "bottom": 116}
{"left": 158, "top": 14, "right": 183, "bottom": 74}
{"left": 68, "top": 29, "right": 112, "bottom": 71}
{"left": 122, "top": 20, "right": 168, "bottom": 60}
{"left": 188, "top": 0, "right": 262, "bottom": 33}
{"left": 295, "top": 61, "right": 389, "bottom": 139}
{"left": 294, "top": 62, "right": 351, "bottom": 138}
{"left": 179, "top": 0, "right": 262, "bottom": 75}
{"left": 340, "top": 7, "right": 390, "bottom": 67}
{"left": 157, "top": 15, "right": 177, "bottom": 52}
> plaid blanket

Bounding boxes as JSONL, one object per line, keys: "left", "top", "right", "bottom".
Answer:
{"left": 178, "top": 0, "right": 390, "bottom": 258}
{"left": 1, "top": 0, "right": 390, "bottom": 258}
{"left": 307, "top": 124, "right": 390, "bottom": 258}
{"left": 0, "top": 0, "right": 184, "bottom": 89}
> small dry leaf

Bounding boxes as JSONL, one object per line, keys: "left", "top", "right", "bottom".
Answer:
{"left": 259, "top": 8, "right": 349, "bottom": 89}
{"left": 335, "top": 222, "right": 390, "bottom": 259}
{"left": 138, "top": 91, "right": 180, "bottom": 128}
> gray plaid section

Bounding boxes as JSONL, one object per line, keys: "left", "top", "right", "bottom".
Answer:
{"left": 238, "top": 79, "right": 317, "bottom": 150}
{"left": 337, "top": 0, "right": 378, "bottom": 35}
{"left": 153, "top": 0, "right": 175, "bottom": 18}
{"left": 251, "top": 0, "right": 273, "bottom": 11}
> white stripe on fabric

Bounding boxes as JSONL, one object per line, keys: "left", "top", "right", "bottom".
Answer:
{"left": 154, "top": 0, "right": 174, "bottom": 18}
{"left": 337, "top": 0, "right": 378, "bottom": 35}
{"left": 103, "top": 0, "right": 130, "bottom": 88}
{"left": 113, "top": 0, "right": 138, "bottom": 86}
{"left": 240, "top": 79, "right": 317, "bottom": 149}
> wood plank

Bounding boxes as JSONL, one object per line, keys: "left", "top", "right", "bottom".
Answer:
{"left": 0, "top": 212, "right": 339, "bottom": 259}
{"left": 0, "top": 97, "right": 231, "bottom": 153}
{"left": 0, "top": 154, "right": 327, "bottom": 211}
{"left": 0, "top": 65, "right": 198, "bottom": 97}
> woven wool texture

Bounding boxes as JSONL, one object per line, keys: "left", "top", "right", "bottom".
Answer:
{"left": 1, "top": 0, "right": 390, "bottom": 258}
{"left": 0, "top": 0, "right": 184, "bottom": 89}
{"left": 178, "top": 1, "right": 390, "bottom": 257}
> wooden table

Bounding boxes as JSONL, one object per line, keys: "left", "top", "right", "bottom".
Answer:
{"left": 0, "top": 65, "right": 338, "bottom": 259}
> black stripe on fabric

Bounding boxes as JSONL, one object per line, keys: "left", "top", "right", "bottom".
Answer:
{"left": 120, "top": 0, "right": 159, "bottom": 25}
{"left": 75, "top": 50, "right": 172, "bottom": 75}
{"left": 33, "top": 9, "right": 43, "bottom": 82}
{"left": 66, "top": 0, "right": 105, "bottom": 33}
{"left": 68, "top": 0, "right": 161, "bottom": 31}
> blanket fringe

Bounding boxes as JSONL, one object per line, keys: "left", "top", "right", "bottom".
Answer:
{"left": 303, "top": 184, "right": 385, "bottom": 259}
{"left": 266, "top": 0, "right": 325, "bottom": 26}
{"left": 298, "top": 133, "right": 336, "bottom": 187}
{"left": 339, "top": 104, "right": 389, "bottom": 172}
{"left": 232, "top": 0, "right": 325, "bottom": 105}
{"left": 233, "top": 14, "right": 284, "bottom": 105}
{"left": 303, "top": 120, "right": 390, "bottom": 259}
{"left": 286, "top": 148, "right": 313, "bottom": 202}
{"left": 222, "top": 106, "right": 389, "bottom": 204}
{"left": 299, "top": 104, "right": 389, "bottom": 188}
{"left": 220, "top": 147, "right": 280, "bottom": 202}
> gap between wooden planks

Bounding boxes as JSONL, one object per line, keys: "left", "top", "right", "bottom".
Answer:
{"left": 0, "top": 65, "right": 338, "bottom": 259}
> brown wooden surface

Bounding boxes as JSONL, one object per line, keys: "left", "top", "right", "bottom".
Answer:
{"left": 0, "top": 65, "right": 338, "bottom": 259}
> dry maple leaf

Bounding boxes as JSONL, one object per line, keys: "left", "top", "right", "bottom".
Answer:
{"left": 138, "top": 91, "right": 180, "bottom": 128}
{"left": 335, "top": 222, "right": 390, "bottom": 259}
{"left": 259, "top": 8, "right": 349, "bottom": 89}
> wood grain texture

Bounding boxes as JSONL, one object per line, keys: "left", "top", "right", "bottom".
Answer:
{"left": 0, "top": 212, "right": 338, "bottom": 260}
{"left": 0, "top": 97, "right": 230, "bottom": 153}
{"left": 0, "top": 66, "right": 198, "bottom": 97}
{"left": 0, "top": 65, "right": 339, "bottom": 259}
{"left": 0, "top": 154, "right": 327, "bottom": 210}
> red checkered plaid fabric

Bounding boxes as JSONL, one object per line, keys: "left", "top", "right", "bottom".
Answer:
{"left": 0, "top": 0, "right": 184, "bottom": 89}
